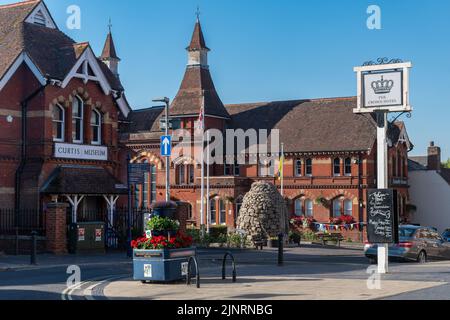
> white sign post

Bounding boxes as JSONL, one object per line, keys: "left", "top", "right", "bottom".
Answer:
{"left": 354, "top": 60, "right": 412, "bottom": 274}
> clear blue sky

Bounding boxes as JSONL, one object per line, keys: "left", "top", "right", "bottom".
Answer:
{"left": 4, "top": 0, "right": 450, "bottom": 160}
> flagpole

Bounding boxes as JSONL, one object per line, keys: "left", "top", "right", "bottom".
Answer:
{"left": 281, "top": 143, "right": 284, "bottom": 197}
{"left": 200, "top": 91, "right": 206, "bottom": 236}
{"left": 206, "top": 130, "right": 211, "bottom": 234}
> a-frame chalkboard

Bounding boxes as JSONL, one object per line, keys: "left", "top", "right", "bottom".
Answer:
{"left": 367, "top": 189, "right": 399, "bottom": 244}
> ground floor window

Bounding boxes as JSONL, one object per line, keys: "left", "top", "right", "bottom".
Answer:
{"left": 134, "top": 163, "right": 157, "bottom": 209}
{"left": 332, "top": 198, "right": 353, "bottom": 218}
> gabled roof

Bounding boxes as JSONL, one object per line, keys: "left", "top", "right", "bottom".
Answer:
{"left": 101, "top": 31, "right": 120, "bottom": 60}
{"left": 187, "top": 19, "right": 209, "bottom": 51}
{"left": 0, "top": 0, "right": 129, "bottom": 115}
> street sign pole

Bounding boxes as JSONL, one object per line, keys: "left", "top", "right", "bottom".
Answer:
{"left": 376, "top": 111, "right": 389, "bottom": 274}
{"left": 126, "top": 153, "right": 132, "bottom": 258}
{"left": 164, "top": 100, "right": 170, "bottom": 202}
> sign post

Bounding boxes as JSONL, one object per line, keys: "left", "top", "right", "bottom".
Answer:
{"left": 354, "top": 59, "right": 412, "bottom": 274}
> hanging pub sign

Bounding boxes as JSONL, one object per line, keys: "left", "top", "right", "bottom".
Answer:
{"left": 367, "top": 189, "right": 399, "bottom": 244}
{"left": 353, "top": 59, "right": 412, "bottom": 114}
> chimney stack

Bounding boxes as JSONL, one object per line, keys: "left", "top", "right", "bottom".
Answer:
{"left": 427, "top": 141, "right": 441, "bottom": 171}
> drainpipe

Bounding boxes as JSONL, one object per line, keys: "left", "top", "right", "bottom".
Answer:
{"left": 15, "top": 80, "right": 50, "bottom": 216}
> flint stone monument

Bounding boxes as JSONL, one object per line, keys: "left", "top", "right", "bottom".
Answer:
{"left": 237, "top": 181, "right": 289, "bottom": 242}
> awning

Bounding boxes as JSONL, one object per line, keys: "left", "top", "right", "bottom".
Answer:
{"left": 40, "top": 165, "right": 128, "bottom": 195}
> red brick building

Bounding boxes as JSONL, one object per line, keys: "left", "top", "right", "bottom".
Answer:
{"left": 0, "top": 1, "right": 130, "bottom": 222}
{"left": 120, "top": 18, "right": 413, "bottom": 239}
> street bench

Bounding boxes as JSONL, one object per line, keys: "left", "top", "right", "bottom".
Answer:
{"left": 317, "top": 233, "right": 344, "bottom": 247}
{"left": 253, "top": 238, "right": 268, "bottom": 250}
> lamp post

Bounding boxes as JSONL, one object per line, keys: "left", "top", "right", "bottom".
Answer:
{"left": 153, "top": 97, "right": 171, "bottom": 202}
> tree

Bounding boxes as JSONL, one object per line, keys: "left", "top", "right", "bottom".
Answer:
{"left": 442, "top": 159, "right": 450, "bottom": 169}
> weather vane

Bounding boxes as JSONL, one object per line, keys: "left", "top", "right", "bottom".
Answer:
{"left": 108, "top": 18, "right": 112, "bottom": 33}
{"left": 196, "top": 6, "right": 201, "bottom": 20}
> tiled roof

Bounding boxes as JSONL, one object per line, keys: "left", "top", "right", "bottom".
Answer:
{"left": 41, "top": 166, "right": 127, "bottom": 195}
{"left": 187, "top": 19, "right": 209, "bottom": 51}
{"left": 170, "top": 66, "right": 230, "bottom": 119}
{"left": 0, "top": 0, "right": 123, "bottom": 90}
{"left": 123, "top": 96, "right": 410, "bottom": 154}
{"left": 225, "top": 97, "right": 378, "bottom": 153}
{"left": 408, "top": 158, "right": 427, "bottom": 171}
{"left": 100, "top": 32, "right": 119, "bottom": 60}
{"left": 409, "top": 156, "right": 428, "bottom": 169}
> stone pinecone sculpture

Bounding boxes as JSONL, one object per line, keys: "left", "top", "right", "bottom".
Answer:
{"left": 236, "top": 181, "right": 289, "bottom": 243}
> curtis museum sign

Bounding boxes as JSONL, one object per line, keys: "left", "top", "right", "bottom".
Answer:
{"left": 54, "top": 143, "right": 108, "bottom": 161}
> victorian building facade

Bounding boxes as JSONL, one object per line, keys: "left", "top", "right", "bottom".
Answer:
{"left": 0, "top": 0, "right": 130, "bottom": 223}
{"left": 121, "top": 18, "right": 413, "bottom": 239}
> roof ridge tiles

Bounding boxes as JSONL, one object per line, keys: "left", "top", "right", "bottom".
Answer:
{"left": 0, "top": 0, "right": 40, "bottom": 10}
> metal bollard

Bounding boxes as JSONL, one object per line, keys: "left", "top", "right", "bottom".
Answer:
{"left": 30, "top": 231, "right": 37, "bottom": 265}
{"left": 278, "top": 233, "right": 284, "bottom": 266}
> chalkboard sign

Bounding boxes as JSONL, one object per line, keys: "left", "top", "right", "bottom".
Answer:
{"left": 367, "top": 189, "right": 399, "bottom": 244}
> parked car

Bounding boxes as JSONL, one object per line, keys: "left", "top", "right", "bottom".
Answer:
{"left": 442, "top": 229, "right": 450, "bottom": 242}
{"left": 365, "top": 225, "right": 450, "bottom": 264}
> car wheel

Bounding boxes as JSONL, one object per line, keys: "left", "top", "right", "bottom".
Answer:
{"left": 417, "top": 251, "right": 427, "bottom": 264}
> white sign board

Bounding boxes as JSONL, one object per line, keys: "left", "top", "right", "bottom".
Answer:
{"left": 363, "top": 71, "right": 402, "bottom": 108}
{"left": 54, "top": 143, "right": 108, "bottom": 161}
{"left": 354, "top": 62, "right": 412, "bottom": 114}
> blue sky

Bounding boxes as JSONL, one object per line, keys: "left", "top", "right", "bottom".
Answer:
{"left": 3, "top": 0, "right": 450, "bottom": 159}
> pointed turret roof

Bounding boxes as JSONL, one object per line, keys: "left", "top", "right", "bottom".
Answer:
{"left": 101, "top": 31, "right": 120, "bottom": 60}
{"left": 186, "top": 18, "right": 209, "bottom": 51}
{"left": 170, "top": 19, "right": 229, "bottom": 119}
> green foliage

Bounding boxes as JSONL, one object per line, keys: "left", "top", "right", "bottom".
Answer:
{"left": 301, "top": 230, "right": 318, "bottom": 242}
{"left": 209, "top": 226, "right": 228, "bottom": 241}
{"left": 147, "top": 216, "right": 179, "bottom": 231}
{"left": 289, "top": 231, "right": 301, "bottom": 244}
{"left": 187, "top": 228, "right": 201, "bottom": 243}
{"left": 442, "top": 159, "right": 450, "bottom": 169}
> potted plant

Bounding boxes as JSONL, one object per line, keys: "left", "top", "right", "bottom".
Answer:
{"left": 147, "top": 216, "right": 180, "bottom": 238}
{"left": 132, "top": 231, "right": 195, "bottom": 283}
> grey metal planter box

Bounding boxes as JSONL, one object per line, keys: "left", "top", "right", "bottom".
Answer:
{"left": 133, "top": 247, "right": 196, "bottom": 282}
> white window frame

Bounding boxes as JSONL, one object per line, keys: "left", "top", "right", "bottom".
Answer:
{"left": 294, "top": 199, "right": 303, "bottom": 217}
{"left": 333, "top": 158, "right": 341, "bottom": 177}
{"left": 295, "top": 159, "right": 302, "bottom": 177}
{"left": 219, "top": 200, "right": 227, "bottom": 225}
{"left": 306, "top": 158, "right": 313, "bottom": 177}
{"left": 333, "top": 199, "right": 342, "bottom": 218}
{"left": 72, "top": 96, "right": 84, "bottom": 144}
{"left": 344, "top": 157, "right": 352, "bottom": 177}
{"left": 210, "top": 199, "right": 217, "bottom": 225}
{"left": 305, "top": 199, "right": 314, "bottom": 217}
{"left": 90, "top": 109, "right": 102, "bottom": 145}
{"left": 344, "top": 199, "right": 353, "bottom": 216}
{"left": 52, "top": 104, "right": 65, "bottom": 142}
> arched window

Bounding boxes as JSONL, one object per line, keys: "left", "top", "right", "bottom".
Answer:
{"left": 306, "top": 159, "right": 313, "bottom": 176}
{"left": 219, "top": 200, "right": 226, "bottom": 225}
{"left": 333, "top": 199, "right": 342, "bottom": 217}
{"left": 344, "top": 199, "right": 353, "bottom": 216}
{"left": 344, "top": 158, "right": 352, "bottom": 176}
{"left": 134, "top": 160, "right": 157, "bottom": 209}
{"left": 305, "top": 199, "right": 314, "bottom": 217}
{"left": 72, "top": 96, "right": 84, "bottom": 143}
{"left": 90, "top": 109, "right": 101, "bottom": 145}
{"left": 333, "top": 158, "right": 341, "bottom": 176}
{"left": 295, "top": 199, "right": 303, "bottom": 217}
{"left": 52, "top": 104, "right": 64, "bottom": 142}
{"left": 295, "top": 159, "right": 302, "bottom": 177}
{"left": 177, "top": 165, "right": 185, "bottom": 185}
{"left": 210, "top": 199, "right": 217, "bottom": 225}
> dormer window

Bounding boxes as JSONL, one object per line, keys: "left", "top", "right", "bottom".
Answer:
{"left": 33, "top": 10, "right": 46, "bottom": 26}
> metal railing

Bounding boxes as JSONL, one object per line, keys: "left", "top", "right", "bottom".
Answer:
{"left": 0, "top": 209, "right": 45, "bottom": 236}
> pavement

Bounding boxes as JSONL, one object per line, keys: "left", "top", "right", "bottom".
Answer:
{"left": 1, "top": 245, "right": 450, "bottom": 300}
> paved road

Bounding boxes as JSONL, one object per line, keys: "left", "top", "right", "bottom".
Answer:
{"left": 0, "top": 245, "right": 450, "bottom": 300}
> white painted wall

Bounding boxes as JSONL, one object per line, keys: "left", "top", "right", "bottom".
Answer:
{"left": 409, "top": 170, "right": 450, "bottom": 233}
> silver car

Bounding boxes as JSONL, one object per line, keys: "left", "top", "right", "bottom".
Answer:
{"left": 364, "top": 225, "right": 450, "bottom": 263}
